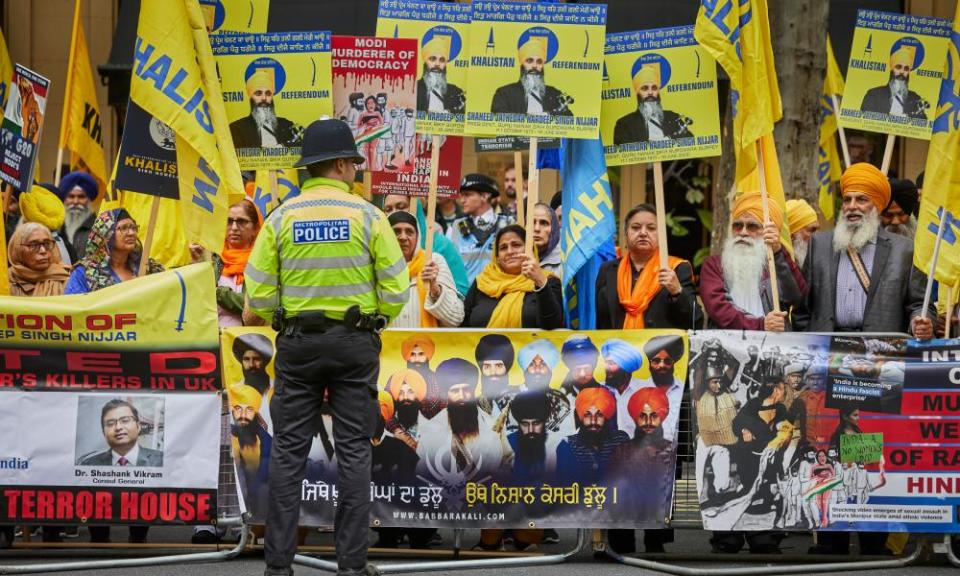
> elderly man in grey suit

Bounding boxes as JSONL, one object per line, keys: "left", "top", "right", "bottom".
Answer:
{"left": 80, "top": 399, "right": 163, "bottom": 467}
{"left": 795, "top": 162, "right": 933, "bottom": 556}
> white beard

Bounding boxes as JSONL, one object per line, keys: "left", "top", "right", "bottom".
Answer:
{"left": 792, "top": 236, "right": 809, "bottom": 269}
{"left": 521, "top": 71, "right": 546, "bottom": 100}
{"left": 833, "top": 208, "right": 880, "bottom": 253}
{"left": 252, "top": 103, "right": 278, "bottom": 134}
{"left": 424, "top": 68, "right": 448, "bottom": 97}
{"left": 64, "top": 205, "right": 92, "bottom": 243}
{"left": 640, "top": 99, "right": 665, "bottom": 124}
{"left": 884, "top": 215, "right": 917, "bottom": 238}
{"left": 721, "top": 236, "right": 767, "bottom": 316}
{"left": 890, "top": 77, "right": 908, "bottom": 101}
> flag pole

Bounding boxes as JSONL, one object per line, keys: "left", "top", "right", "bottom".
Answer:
{"left": 922, "top": 208, "right": 948, "bottom": 321}
{"left": 267, "top": 170, "right": 279, "bottom": 214}
{"left": 514, "top": 150, "right": 525, "bottom": 225}
{"left": 946, "top": 284, "right": 956, "bottom": 339}
{"left": 652, "top": 161, "right": 669, "bottom": 270}
{"left": 524, "top": 137, "right": 540, "bottom": 255}
{"left": 756, "top": 140, "right": 781, "bottom": 313}
{"left": 830, "top": 94, "right": 851, "bottom": 168}
{"left": 138, "top": 195, "right": 162, "bottom": 277}
{"left": 880, "top": 133, "right": 896, "bottom": 175}
{"left": 56, "top": 0, "right": 83, "bottom": 186}
{"left": 424, "top": 134, "right": 441, "bottom": 261}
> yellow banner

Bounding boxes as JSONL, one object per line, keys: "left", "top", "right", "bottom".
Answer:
{"left": 838, "top": 10, "right": 950, "bottom": 140}
{"left": 818, "top": 38, "right": 845, "bottom": 221}
{"left": 199, "top": 0, "right": 269, "bottom": 34}
{"left": 601, "top": 26, "right": 721, "bottom": 166}
{"left": 0, "top": 30, "right": 12, "bottom": 109}
{"left": 464, "top": 2, "right": 607, "bottom": 139}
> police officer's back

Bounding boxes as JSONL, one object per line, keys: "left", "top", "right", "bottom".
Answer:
{"left": 246, "top": 119, "right": 407, "bottom": 576}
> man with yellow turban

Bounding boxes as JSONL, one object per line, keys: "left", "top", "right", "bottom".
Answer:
{"left": 229, "top": 65, "right": 302, "bottom": 149}
{"left": 555, "top": 386, "right": 628, "bottom": 486}
{"left": 417, "top": 27, "right": 466, "bottom": 115}
{"left": 786, "top": 199, "right": 820, "bottom": 268}
{"left": 860, "top": 38, "right": 928, "bottom": 119}
{"left": 613, "top": 58, "right": 693, "bottom": 146}
{"left": 700, "top": 191, "right": 807, "bottom": 332}
{"left": 228, "top": 384, "right": 272, "bottom": 511}
{"left": 491, "top": 28, "right": 572, "bottom": 116}
{"left": 797, "top": 162, "right": 934, "bottom": 340}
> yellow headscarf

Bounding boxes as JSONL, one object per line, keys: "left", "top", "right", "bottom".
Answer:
{"left": 476, "top": 230, "right": 536, "bottom": 329}
{"left": 407, "top": 249, "right": 439, "bottom": 328}
{"left": 786, "top": 199, "right": 818, "bottom": 236}
{"left": 732, "top": 190, "right": 783, "bottom": 230}
{"left": 632, "top": 64, "right": 660, "bottom": 94}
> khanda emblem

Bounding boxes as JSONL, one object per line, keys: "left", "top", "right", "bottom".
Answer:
{"left": 933, "top": 32, "right": 960, "bottom": 134}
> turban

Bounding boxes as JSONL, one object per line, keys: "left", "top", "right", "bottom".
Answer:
{"left": 890, "top": 44, "right": 916, "bottom": 68}
{"left": 385, "top": 369, "right": 428, "bottom": 402}
{"left": 601, "top": 339, "right": 643, "bottom": 374}
{"left": 888, "top": 178, "right": 919, "bottom": 216}
{"left": 731, "top": 190, "right": 783, "bottom": 230}
{"left": 840, "top": 163, "right": 891, "bottom": 212}
{"left": 422, "top": 32, "right": 452, "bottom": 62}
{"left": 510, "top": 390, "right": 550, "bottom": 422}
{"left": 228, "top": 384, "right": 263, "bottom": 412}
{"left": 20, "top": 184, "right": 65, "bottom": 231}
{"left": 518, "top": 36, "right": 548, "bottom": 63}
{"left": 627, "top": 387, "right": 669, "bottom": 424}
{"left": 232, "top": 333, "right": 274, "bottom": 365}
{"left": 644, "top": 335, "right": 684, "bottom": 362}
{"left": 378, "top": 390, "right": 395, "bottom": 424}
{"left": 575, "top": 387, "right": 616, "bottom": 421}
{"left": 436, "top": 358, "right": 478, "bottom": 391}
{"left": 561, "top": 335, "right": 599, "bottom": 368}
{"left": 785, "top": 199, "right": 818, "bottom": 236}
{"left": 518, "top": 339, "right": 560, "bottom": 372}
{"left": 785, "top": 362, "right": 806, "bottom": 375}
{"left": 388, "top": 210, "right": 419, "bottom": 231}
{"left": 475, "top": 334, "right": 515, "bottom": 370}
{"left": 632, "top": 64, "right": 660, "bottom": 93}
{"left": 400, "top": 335, "right": 435, "bottom": 361}
{"left": 58, "top": 171, "right": 98, "bottom": 201}
{"left": 246, "top": 68, "right": 275, "bottom": 96}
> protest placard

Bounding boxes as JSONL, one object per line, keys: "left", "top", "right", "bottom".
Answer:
{"left": 0, "top": 64, "right": 49, "bottom": 192}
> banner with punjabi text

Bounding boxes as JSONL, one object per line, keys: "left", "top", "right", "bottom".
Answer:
{"left": 199, "top": 0, "right": 269, "bottom": 34}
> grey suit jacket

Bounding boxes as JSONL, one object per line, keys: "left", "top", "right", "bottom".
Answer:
{"left": 80, "top": 446, "right": 164, "bottom": 467}
{"left": 794, "top": 229, "right": 933, "bottom": 333}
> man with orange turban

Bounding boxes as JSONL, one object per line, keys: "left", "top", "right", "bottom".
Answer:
{"left": 555, "top": 387, "right": 629, "bottom": 486}
{"left": 700, "top": 191, "right": 807, "bottom": 332}
{"left": 786, "top": 199, "right": 820, "bottom": 268}
{"left": 399, "top": 334, "right": 446, "bottom": 419}
{"left": 229, "top": 65, "right": 302, "bottom": 149}
{"left": 860, "top": 39, "right": 927, "bottom": 119}
{"left": 491, "top": 28, "right": 573, "bottom": 116}
{"left": 797, "top": 162, "right": 934, "bottom": 341}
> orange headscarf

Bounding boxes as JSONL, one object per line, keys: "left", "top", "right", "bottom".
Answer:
{"left": 732, "top": 190, "right": 783, "bottom": 230}
{"left": 575, "top": 387, "right": 617, "bottom": 421}
{"left": 220, "top": 199, "right": 262, "bottom": 285}
{"left": 627, "top": 387, "right": 669, "bottom": 424}
{"left": 386, "top": 369, "right": 428, "bottom": 402}
{"left": 840, "top": 162, "right": 891, "bottom": 212}
{"left": 400, "top": 335, "right": 435, "bottom": 361}
{"left": 407, "top": 249, "right": 438, "bottom": 328}
{"left": 617, "top": 251, "right": 687, "bottom": 329}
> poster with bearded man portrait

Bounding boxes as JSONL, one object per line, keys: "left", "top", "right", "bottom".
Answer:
{"left": 211, "top": 31, "right": 333, "bottom": 169}
{"left": 223, "top": 327, "right": 688, "bottom": 528}
{"left": 838, "top": 10, "right": 950, "bottom": 140}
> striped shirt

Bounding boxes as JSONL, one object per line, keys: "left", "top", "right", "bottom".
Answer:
{"left": 835, "top": 238, "right": 876, "bottom": 330}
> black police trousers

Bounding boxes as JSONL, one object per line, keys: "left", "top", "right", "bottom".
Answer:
{"left": 265, "top": 325, "right": 380, "bottom": 572}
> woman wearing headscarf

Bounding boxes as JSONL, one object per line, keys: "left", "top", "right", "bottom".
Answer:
{"left": 461, "top": 225, "right": 564, "bottom": 330}
{"left": 531, "top": 202, "right": 562, "bottom": 278}
{"left": 64, "top": 209, "right": 164, "bottom": 294}
{"left": 7, "top": 222, "right": 70, "bottom": 296}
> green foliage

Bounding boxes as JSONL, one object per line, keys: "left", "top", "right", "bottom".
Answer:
{"left": 693, "top": 247, "right": 711, "bottom": 267}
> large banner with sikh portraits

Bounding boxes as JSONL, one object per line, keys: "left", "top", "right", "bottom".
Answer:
{"left": 211, "top": 31, "right": 334, "bottom": 170}
{"left": 601, "top": 26, "right": 721, "bottom": 166}
{"left": 223, "top": 327, "right": 688, "bottom": 528}
{"left": 0, "top": 265, "right": 222, "bottom": 526}
{"left": 691, "top": 332, "right": 960, "bottom": 534}
{"left": 376, "top": 0, "right": 472, "bottom": 137}
{"left": 464, "top": 1, "right": 607, "bottom": 139}
{"left": 838, "top": 10, "right": 951, "bottom": 140}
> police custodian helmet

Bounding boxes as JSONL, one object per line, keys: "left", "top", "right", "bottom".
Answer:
{"left": 294, "top": 119, "right": 365, "bottom": 168}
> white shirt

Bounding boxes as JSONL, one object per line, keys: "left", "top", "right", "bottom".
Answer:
{"left": 645, "top": 117, "right": 666, "bottom": 140}
{"left": 259, "top": 125, "right": 278, "bottom": 147}
{"left": 113, "top": 444, "right": 139, "bottom": 466}
{"left": 429, "top": 91, "right": 445, "bottom": 112}
{"left": 637, "top": 377, "right": 683, "bottom": 442}
{"left": 890, "top": 94, "right": 904, "bottom": 116}
{"left": 527, "top": 94, "right": 545, "bottom": 115}
{"left": 391, "top": 252, "right": 464, "bottom": 328}
{"left": 473, "top": 207, "right": 496, "bottom": 228}
{"left": 604, "top": 377, "right": 645, "bottom": 438}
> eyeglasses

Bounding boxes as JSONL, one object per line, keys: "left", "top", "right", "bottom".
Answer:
{"left": 227, "top": 218, "right": 253, "bottom": 228}
{"left": 731, "top": 220, "right": 762, "bottom": 233}
{"left": 116, "top": 224, "right": 139, "bottom": 234}
{"left": 23, "top": 240, "right": 54, "bottom": 253}
{"left": 103, "top": 416, "right": 136, "bottom": 428}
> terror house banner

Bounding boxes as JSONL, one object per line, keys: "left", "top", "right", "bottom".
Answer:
{"left": 601, "top": 26, "right": 721, "bottom": 166}
{"left": 0, "top": 264, "right": 221, "bottom": 526}
{"left": 211, "top": 31, "right": 333, "bottom": 170}
{"left": 223, "top": 327, "right": 688, "bottom": 528}
{"left": 838, "top": 9, "right": 950, "bottom": 140}
{"left": 691, "top": 331, "right": 960, "bottom": 534}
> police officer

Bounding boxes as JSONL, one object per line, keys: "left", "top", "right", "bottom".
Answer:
{"left": 245, "top": 119, "right": 408, "bottom": 576}
{"left": 445, "top": 173, "right": 514, "bottom": 284}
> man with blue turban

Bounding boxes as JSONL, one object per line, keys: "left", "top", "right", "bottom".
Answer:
{"left": 560, "top": 335, "right": 600, "bottom": 401}
{"left": 600, "top": 339, "right": 645, "bottom": 436}
{"left": 57, "top": 171, "right": 98, "bottom": 257}
{"left": 518, "top": 339, "right": 559, "bottom": 392}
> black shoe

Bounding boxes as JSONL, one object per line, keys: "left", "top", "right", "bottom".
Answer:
{"left": 542, "top": 529, "right": 560, "bottom": 545}
{"left": 191, "top": 529, "right": 219, "bottom": 544}
{"left": 645, "top": 543, "right": 666, "bottom": 554}
{"left": 265, "top": 567, "right": 293, "bottom": 576}
{"left": 0, "top": 530, "right": 11, "bottom": 549}
{"left": 808, "top": 544, "right": 846, "bottom": 555}
{"left": 129, "top": 533, "right": 147, "bottom": 544}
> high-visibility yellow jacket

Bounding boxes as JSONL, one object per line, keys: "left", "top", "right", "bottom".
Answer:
{"left": 245, "top": 177, "right": 409, "bottom": 321}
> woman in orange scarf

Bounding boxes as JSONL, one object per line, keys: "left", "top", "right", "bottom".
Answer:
{"left": 7, "top": 222, "right": 71, "bottom": 296}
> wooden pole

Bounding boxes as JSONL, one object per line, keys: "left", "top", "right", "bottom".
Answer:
{"left": 54, "top": 148, "right": 65, "bottom": 187}
{"left": 267, "top": 170, "right": 280, "bottom": 213}
{"left": 922, "top": 208, "right": 948, "bottom": 321}
{"left": 362, "top": 170, "right": 372, "bottom": 202}
{"left": 424, "top": 135, "right": 441, "bottom": 261}
{"left": 56, "top": 0, "right": 82, "bottom": 188}
{"left": 756, "top": 140, "right": 781, "bottom": 313}
{"left": 138, "top": 195, "right": 162, "bottom": 277}
{"left": 514, "top": 150, "right": 525, "bottom": 225}
{"left": 524, "top": 137, "right": 540, "bottom": 255}
{"left": 830, "top": 94, "right": 851, "bottom": 169}
{"left": 946, "top": 284, "right": 956, "bottom": 340}
{"left": 652, "top": 162, "right": 669, "bottom": 270}
{"left": 880, "top": 133, "right": 896, "bottom": 176}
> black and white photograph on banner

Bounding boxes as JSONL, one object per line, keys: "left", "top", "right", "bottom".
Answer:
{"left": 75, "top": 396, "right": 165, "bottom": 468}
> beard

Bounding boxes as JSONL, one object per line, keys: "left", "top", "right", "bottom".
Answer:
{"left": 792, "top": 236, "right": 809, "bottom": 268}
{"left": 639, "top": 96, "right": 664, "bottom": 124}
{"left": 579, "top": 425, "right": 606, "bottom": 448}
{"left": 243, "top": 369, "right": 270, "bottom": 394}
{"left": 605, "top": 369, "right": 630, "bottom": 391}
{"left": 406, "top": 361, "right": 433, "bottom": 382}
{"left": 520, "top": 69, "right": 546, "bottom": 100}
{"left": 721, "top": 236, "right": 767, "bottom": 312}
{"left": 396, "top": 400, "right": 421, "bottom": 429}
{"left": 524, "top": 372, "right": 552, "bottom": 392}
{"left": 233, "top": 421, "right": 259, "bottom": 447}
{"left": 251, "top": 99, "right": 278, "bottom": 133}
{"left": 482, "top": 374, "right": 510, "bottom": 398}
{"left": 833, "top": 208, "right": 880, "bottom": 253}
{"left": 448, "top": 400, "right": 480, "bottom": 438}
{"left": 889, "top": 72, "right": 909, "bottom": 101}
{"left": 64, "top": 204, "right": 92, "bottom": 242}
{"left": 636, "top": 424, "right": 665, "bottom": 445}
{"left": 651, "top": 370, "right": 673, "bottom": 388}
{"left": 516, "top": 432, "right": 546, "bottom": 465}
{"left": 885, "top": 215, "right": 917, "bottom": 238}
{"left": 423, "top": 66, "right": 448, "bottom": 97}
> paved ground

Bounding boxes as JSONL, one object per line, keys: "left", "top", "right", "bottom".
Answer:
{"left": 1, "top": 527, "right": 958, "bottom": 575}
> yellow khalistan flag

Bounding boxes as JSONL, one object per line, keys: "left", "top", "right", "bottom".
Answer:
{"left": 915, "top": 3, "right": 960, "bottom": 285}
{"left": 817, "top": 38, "right": 845, "bottom": 220}
{"left": 128, "top": 0, "right": 243, "bottom": 254}
{"left": 58, "top": 0, "right": 107, "bottom": 190}
{"left": 695, "top": 0, "right": 791, "bottom": 251}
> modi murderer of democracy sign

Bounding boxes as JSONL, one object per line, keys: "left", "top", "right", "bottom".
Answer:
{"left": 464, "top": 1, "right": 607, "bottom": 139}
{"left": 211, "top": 31, "right": 333, "bottom": 170}
{"left": 601, "top": 26, "right": 721, "bottom": 166}
{"left": 0, "top": 64, "right": 49, "bottom": 192}
{"left": 224, "top": 327, "right": 687, "bottom": 528}
{"left": 838, "top": 9, "right": 951, "bottom": 140}
{"left": 0, "top": 264, "right": 222, "bottom": 526}
{"left": 371, "top": 135, "right": 463, "bottom": 198}
{"left": 332, "top": 35, "right": 418, "bottom": 173}
{"left": 375, "top": 0, "right": 471, "bottom": 137}
{"left": 199, "top": 0, "right": 270, "bottom": 34}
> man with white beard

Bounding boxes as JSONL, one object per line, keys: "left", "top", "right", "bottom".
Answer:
{"left": 796, "top": 162, "right": 934, "bottom": 340}
{"left": 613, "top": 61, "right": 693, "bottom": 145}
{"left": 57, "top": 171, "right": 98, "bottom": 258}
{"left": 786, "top": 199, "right": 820, "bottom": 268}
{"left": 416, "top": 30, "right": 466, "bottom": 115}
{"left": 700, "top": 191, "right": 807, "bottom": 331}
{"left": 228, "top": 68, "right": 302, "bottom": 149}
{"left": 491, "top": 31, "right": 573, "bottom": 117}
{"left": 881, "top": 178, "right": 919, "bottom": 239}
{"left": 859, "top": 40, "right": 928, "bottom": 120}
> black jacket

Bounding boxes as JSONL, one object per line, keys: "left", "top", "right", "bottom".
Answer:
{"left": 416, "top": 78, "right": 466, "bottom": 115}
{"left": 859, "top": 85, "right": 927, "bottom": 119}
{"left": 613, "top": 109, "right": 692, "bottom": 145}
{"left": 595, "top": 258, "right": 703, "bottom": 330}
{"left": 491, "top": 82, "right": 573, "bottom": 116}
{"left": 461, "top": 276, "right": 564, "bottom": 329}
{"left": 61, "top": 212, "right": 96, "bottom": 260}
{"left": 229, "top": 115, "right": 301, "bottom": 148}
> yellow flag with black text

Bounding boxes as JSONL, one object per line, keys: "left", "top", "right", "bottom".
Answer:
{"left": 818, "top": 38, "right": 845, "bottom": 221}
